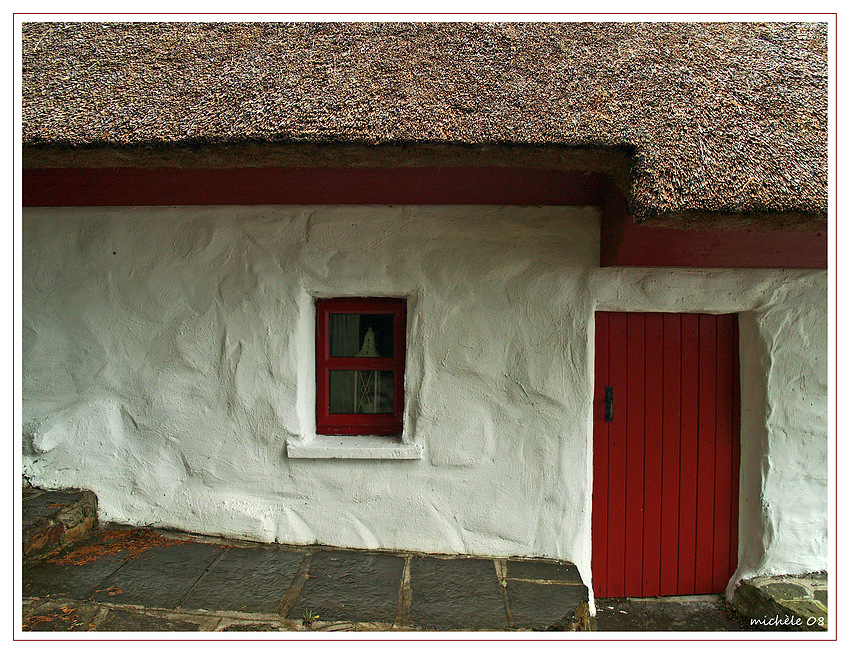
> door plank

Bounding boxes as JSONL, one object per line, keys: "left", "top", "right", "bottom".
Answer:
{"left": 730, "top": 318, "right": 741, "bottom": 580}
{"left": 695, "top": 315, "right": 718, "bottom": 594}
{"left": 678, "top": 313, "right": 701, "bottom": 595}
{"left": 659, "top": 313, "right": 682, "bottom": 596}
{"left": 624, "top": 313, "right": 646, "bottom": 597}
{"left": 713, "top": 313, "right": 735, "bottom": 591}
{"left": 591, "top": 312, "right": 610, "bottom": 597}
{"left": 642, "top": 313, "right": 664, "bottom": 596}
{"left": 606, "top": 312, "right": 629, "bottom": 598}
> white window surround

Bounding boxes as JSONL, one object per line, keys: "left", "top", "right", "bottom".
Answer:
{"left": 286, "top": 290, "right": 422, "bottom": 460}
{"left": 286, "top": 435, "right": 423, "bottom": 460}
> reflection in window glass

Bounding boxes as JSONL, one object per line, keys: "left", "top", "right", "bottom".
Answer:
{"left": 329, "top": 370, "right": 394, "bottom": 414}
{"left": 329, "top": 313, "right": 394, "bottom": 358}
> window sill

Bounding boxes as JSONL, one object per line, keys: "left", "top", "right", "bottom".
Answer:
{"left": 286, "top": 436, "right": 423, "bottom": 460}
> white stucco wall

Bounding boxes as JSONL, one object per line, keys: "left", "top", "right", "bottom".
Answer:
{"left": 21, "top": 205, "right": 827, "bottom": 598}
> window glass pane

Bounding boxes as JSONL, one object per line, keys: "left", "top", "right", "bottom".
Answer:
{"left": 329, "top": 370, "right": 394, "bottom": 414}
{"left": 329, "top": 313, "right": 394, "bottom": 357}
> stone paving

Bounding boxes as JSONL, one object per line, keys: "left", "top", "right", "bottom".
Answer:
{"left": 595, "top": 595, "right": 751, "bottom": 631}
{"left": 732, "top": 572, "right": 828, "bottom": 632}
{"left": 21, "top": 490, "right": 829, "bottom": 634}
{"left": 595, "top": 575, "right": 831, "bottom": 633}
{"left": 22, "top": 526, "right": 591, "bottom": 632}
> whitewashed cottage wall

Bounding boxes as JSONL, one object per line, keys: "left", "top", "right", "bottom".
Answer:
{"left": 22, "top": 205, "right": 827, "bottom": 599}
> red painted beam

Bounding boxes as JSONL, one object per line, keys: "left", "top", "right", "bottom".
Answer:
{"left": 606, "top": 222, "right": 826, "bottom": 269}
{"left": 22, "top": 166, "right": 608, "bottom": 207}
{"left": 599, "top": 188, "right": 826, "bottom": 269}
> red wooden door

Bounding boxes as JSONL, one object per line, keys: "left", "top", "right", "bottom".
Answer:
{"left": 592, "top": 312, "right": 740, "bottom": 598}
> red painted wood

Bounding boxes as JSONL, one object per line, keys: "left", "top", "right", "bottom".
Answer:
{"left": 599, "top": 195, "right": 826, "bottom": 269}
{"left": 598, "top": 186, "right": 630, "bottom": 266}
{"left": 624, "top": 313, "right": 646, "bottom": 597}
{"left": 659, "top": 313, "right": 682, "bottom": 596}
{"left": 593, "top": 311, "right": 740, "bottom": 598}
{"left": 678, "top": 314, "right": 700, "bottom": 595}
{"left": 713, "top": 314, "right": 735, "bottom": 591}
{"left": 315, "top": 297, "right": 405, "bottom": 436}
{"left": 606, "top": 313, "right": 629, "bottom": 598}
{"left": 695, "top": 315, "right": 718, "bottom": 594}
{"left": 22, "top": 166, "right": 608, "bottom": 208}
{"left": 591, "top": 313, "right": 610, "bottom": 598}
{"left": 642, "top": 313, "right": 664, "bottom": 596}
{"left": 730, "top": 319, "right": 741, "bottom": 579}
{"left": 620, "top": 225, "right": 826, "bottom": 269}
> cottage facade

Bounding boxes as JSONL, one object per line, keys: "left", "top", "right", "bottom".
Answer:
{"left": 21, "top": 22, "right": 829, "bottom": 603}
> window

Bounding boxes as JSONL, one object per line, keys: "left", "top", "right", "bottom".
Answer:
{"left": 316, "top": 298, "right": 406, "bottom": 436}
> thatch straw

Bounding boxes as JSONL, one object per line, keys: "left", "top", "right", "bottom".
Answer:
{"left": 22, "top": 22, "right": 827, "bottom": 220}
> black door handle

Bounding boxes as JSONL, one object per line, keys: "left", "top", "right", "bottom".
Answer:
{"left": 604, "top": 386, "right": 614, "bottom": 422}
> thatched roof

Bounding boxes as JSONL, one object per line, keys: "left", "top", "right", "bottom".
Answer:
{"left": 21, "top": 21, "right": 827, "bottom": 223}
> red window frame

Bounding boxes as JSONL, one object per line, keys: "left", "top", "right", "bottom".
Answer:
{"left": 316, "top": 297, "right": 406, "bottom": 436}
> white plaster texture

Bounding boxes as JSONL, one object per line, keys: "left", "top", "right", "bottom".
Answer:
{"left": 22, "top": 205, "right": 827, "bottom": 599}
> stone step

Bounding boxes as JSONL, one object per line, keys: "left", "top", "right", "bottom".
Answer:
{"left": 23, "top": 487, "right": 98, "bottom": 560}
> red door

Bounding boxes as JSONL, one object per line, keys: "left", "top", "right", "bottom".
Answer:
{"left": 592, "top": 312, "right": 740, "bottom": 598}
